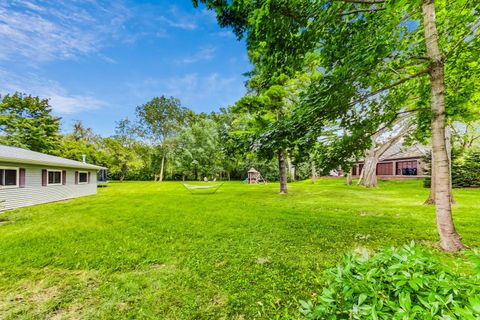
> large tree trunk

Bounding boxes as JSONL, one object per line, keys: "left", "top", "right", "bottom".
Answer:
{"left": 311, "top": 163, "right": 316, "bottom": 184}
{"left": 358, "top": 148, "right": 379, "bottom": 187}
{"left": 425, "top": 127, "right": 454, "bottom": 204}
{"left": 422, "top": 0, "right": 464, "bottom": 251}
{"left": 278, "top": 149, "right": 288, "bottom": 194}
{"left": 159, "top": 155, "right": 165, "bottom": 182}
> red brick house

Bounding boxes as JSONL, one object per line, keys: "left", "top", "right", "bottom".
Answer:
{"left": 352, "top": 144, "right": 428, "bottom": 179}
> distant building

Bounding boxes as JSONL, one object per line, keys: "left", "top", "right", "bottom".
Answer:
{"left": 352, "top": 144, "right": 428, "bottom": 178}
{"left": 0, "top": 145, "right": 105, "bottom": 211}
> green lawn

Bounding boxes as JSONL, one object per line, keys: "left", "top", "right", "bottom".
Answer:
{"left": 0, "top": 179, "right": 479, "bottom": 319}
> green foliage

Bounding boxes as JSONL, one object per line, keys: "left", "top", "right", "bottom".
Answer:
{"left": 135, "top": 96, "right": 187, "bottom": 144}
{"left": 452, "top": 151, "right": 480, "bottom": 188}
{"left": 424, "top": 151, "right": 480, "bottom": 188}
{"left": 300, "top": 243, "right": 480, "bottom": 319}
{"left": 173, "top": 118, "right": 221, "bottom": 179}
{"left": 0, "top": 92, "right": 61, "bottom": 153}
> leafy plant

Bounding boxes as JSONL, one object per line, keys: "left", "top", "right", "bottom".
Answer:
{"left": 300, "top": 243, "right": 480, "bottom": 319}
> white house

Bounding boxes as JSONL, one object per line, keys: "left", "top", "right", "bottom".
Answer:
{"left": 0, "top": 145, "right": 105, "bottom": 211}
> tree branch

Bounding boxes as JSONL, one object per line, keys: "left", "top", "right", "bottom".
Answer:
{"left": 350, "top": 69, "right": 429, "bottom": 105}
{"left": 340, "top": 7, "right": 385, "bottom": 16}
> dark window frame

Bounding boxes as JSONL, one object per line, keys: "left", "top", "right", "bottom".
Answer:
{"left": 47, "top": 170, "right": 63, "bottom": 186}
{"left": 0, "top": 167, "right": 19, "bottom": 188}
{"left": 78, "top": 171, "right": 88, "bottom": 184}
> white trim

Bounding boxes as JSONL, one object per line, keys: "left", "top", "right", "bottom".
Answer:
{"left": 47, "top": 169, "right": 63, "bottom": 186}
{"left": 78, "top": 171, "right": 89, "bottom": 184}
{"left": 0, "top": 166, "right": 19, "bottom": 189}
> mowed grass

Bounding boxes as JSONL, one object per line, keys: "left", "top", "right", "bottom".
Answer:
{"left": 0, "top": 179, "right": 479, "bottom": 319}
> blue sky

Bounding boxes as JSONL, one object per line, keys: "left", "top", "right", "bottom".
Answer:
{"left": 0, "top": 0, "right": 250, "bottom": 136}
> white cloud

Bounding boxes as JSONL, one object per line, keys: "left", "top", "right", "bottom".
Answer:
{"left": 0, "top": 68, "right": 106, "bottom": 114}
{"left": 0, "top": 1, "right": 128, "bottom": 63}
{"left": 212, "top": 31, "right": 235, "bottom": 38}
{"left": 176, "top": 46, "right": 217, "bottom": 64}
{"left": 127, "top": 72, "right": 245, "bottom": 110}
{"left": 158, "top": 5, "right": 198, "bottom": 30}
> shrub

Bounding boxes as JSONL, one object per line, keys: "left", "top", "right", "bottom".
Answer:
{"left": 424, "top": 151, "right": 480, "bottom": 188}
{"left": 300, "top": 243, "right": 480, "bottom": 319}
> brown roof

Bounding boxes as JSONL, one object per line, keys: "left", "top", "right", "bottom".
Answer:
{"left": 248, "top": 168, "right": 259, "bottom": 173}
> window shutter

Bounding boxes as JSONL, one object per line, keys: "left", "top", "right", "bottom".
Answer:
{"left": 62, "top": 170, "right": 67, "bottom": 185}
{"left": 42, "top": 169, "right": 47, "bottom": 186}
{"left": 87, "top": 172, "right": 91, "bottom": 184}
{"left": 75, "top": 171, "right": 79, "bottom": 184}
{"left": 19, "top": 168, "right": 26, "bottom": 188}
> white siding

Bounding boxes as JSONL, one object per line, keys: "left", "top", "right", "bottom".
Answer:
{"left": 0, "top": 162, "right": 98, "bottom": 211}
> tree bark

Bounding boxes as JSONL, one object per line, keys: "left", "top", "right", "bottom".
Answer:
{"left": 346, "top": 171, "right": 353, "bottom": 185}
{"left": 287, "top": 156, "right": 295, "bottom": 181}
{"left": 358, "top": 116, "right": 411, "bottom": 188}
{"left": 422, "top": 0, "right": 464, "bottom": 251}
{"left": 424, "top": 150, "right": 436, "bottom": 204}
{"left": 358, "top": 147, "right": 379, "bottom": 187}
{"left": 425, "top": 126, "right": 455, "bottom": 204}
{"left": 159, "top": 155, "right": 165, "bottom": 182}
{"left": 120, "top": 162, "right": 127, "bottom": 182}
{"left": 311, "top": 163, "right": 316, "bottom": 184}
{"left": 278, "top": 149, "right": 288, "bottom": 194}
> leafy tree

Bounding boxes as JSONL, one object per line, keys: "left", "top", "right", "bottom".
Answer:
{"left": 103, "top": 119, "right": 138, "bottom": 181}
{"left": 60, "top": 121, "right": 108, "bottom": 167}
{"left": 304, "top": 0, "right": 479, "bottom": 251}
{"left": 194, "top": 0, "right": 317, "bottom": 193}
{"left": 136, "top": 96, "right": 187, "bottom": 181}
{"left": 173, "top": 118, "right": 221, "bottom": 180}
{"left": 197, "top": 0, "right": 480, "bottom": 251}
{"left": 0, "top": 92, "right": 61, "bottom": 153}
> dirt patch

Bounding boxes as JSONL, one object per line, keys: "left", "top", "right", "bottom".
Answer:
{"left": 0, "top": 269, "right": 98, "bottom": 319}
{"left": 256, "top": 257, "right": 271, "bottom": 265}
{"left": 30, "top": 286, "right": 60, "bottom": 304}
{"left": 359, "top": 212, "right": 384, "bottom": 217}
{"left": 48, "top": 304, "right": 83, "bottom": 320}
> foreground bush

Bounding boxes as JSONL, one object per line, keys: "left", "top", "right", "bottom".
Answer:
{"left": 300, "top": 243, "right": 480, "bottom": 319}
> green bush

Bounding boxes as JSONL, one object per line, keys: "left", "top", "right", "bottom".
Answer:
{"left": 300, "top": 243, "right": 480, "bottom": 319}
{"left": 424, "top": 151, "right": 480, "bottom": 188}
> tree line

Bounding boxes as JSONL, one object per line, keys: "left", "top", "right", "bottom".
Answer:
{"left": 0, "top": 92, "right": 310, "bottom": 182}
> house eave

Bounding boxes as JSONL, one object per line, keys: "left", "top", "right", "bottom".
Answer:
{"left": 0, "top": 156, "right": 106, "bottom": 170}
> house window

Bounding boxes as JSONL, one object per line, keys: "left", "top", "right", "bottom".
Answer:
{"left": 396, "top": 161, "right": 418, "bottom": 176}
{"left": 78, "top": 172, "right": 88, "bottom": 184}
{"left": 48, "top": 170, "right": 62, "bottom": 185}
{"left": 0, "top": 168, "right": 18, "bottom": 187}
